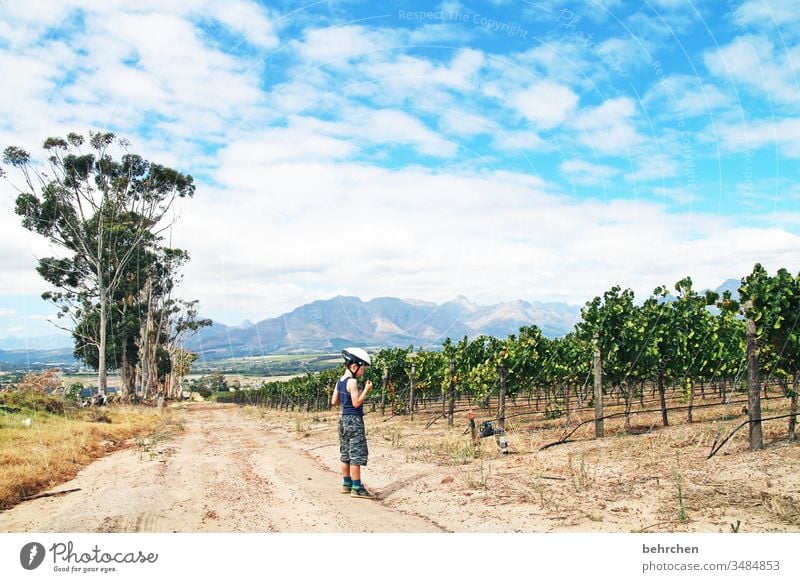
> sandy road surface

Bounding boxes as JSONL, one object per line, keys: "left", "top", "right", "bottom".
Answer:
{"left": 3, "top": 402, "right": 799, "bottom": 534}
{"left": 0, "top": 404, "right": 443, "bottom": 533}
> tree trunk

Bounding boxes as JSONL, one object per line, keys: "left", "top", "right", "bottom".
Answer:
{"left": 138, "top": 278, "right": 158, "bottom": 399}
{"left": 658, "top": 368, "right": 669, "bottom": 427}
{"left": 119, "top": 347, "right": 136, "bottom": 401}
{"left": 98, "top": 290, "right": 108, "bottom": 396}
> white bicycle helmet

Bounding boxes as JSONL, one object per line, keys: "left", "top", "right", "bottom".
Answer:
{"left": 342, "top": 347, "right": 371, "bottom": 367}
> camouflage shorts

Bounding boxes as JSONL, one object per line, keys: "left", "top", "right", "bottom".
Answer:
{"left": 339, "top": 415, "right": 369, "bottom": 466}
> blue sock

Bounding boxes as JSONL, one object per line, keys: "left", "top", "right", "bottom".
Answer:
{"left": 352, "top": 479, "right": 362, "bottom": 490}
{"left": 343, "top": 477, "right": 352, "bottom": 485}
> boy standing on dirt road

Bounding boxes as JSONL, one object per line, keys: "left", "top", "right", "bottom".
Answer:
{"left": 331, "top": 347, "right": 375, "bottom": 499}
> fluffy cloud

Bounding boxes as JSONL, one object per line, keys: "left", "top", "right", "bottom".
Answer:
{"left": 1, "top": 1, "right": 797, "bottom": 329}
{"left": 560, "top": 159, "right": 621, "bottom": 185}
{"left": 704, "top": 34, "right": 800, "bottom": 107}
{"left": 717, "top": 118, "right": 800, "bottom": 157}
{"left": 574, "top": 96, "right": 643, "bottom": 156}
{"left": 163, "top": 138, "right": 800, "bottom": 322}
{"left": 511, "top": 82, "right": 580, "bottom": 129}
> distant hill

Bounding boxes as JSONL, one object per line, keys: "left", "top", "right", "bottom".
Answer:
{"left": 1, "top": 279, "right": 745, "bottom": 363}
{"left": 716, "top": 278, "right": 740, "bottom": 299}
{"left": 0, "top": 347, "right": 75, "bottom": 369}
{"left": 184, "top": 295, "right": 583, "bottom": 359}
{"left": 0, "top": 334, "right": 72, "bottom": 351}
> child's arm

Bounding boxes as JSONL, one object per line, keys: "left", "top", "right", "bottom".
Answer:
{"left": 349, "top": 378, "right": 373, "bottom": 408}
{"left": 331, "top": 382, "right": 340, "bottom": 406}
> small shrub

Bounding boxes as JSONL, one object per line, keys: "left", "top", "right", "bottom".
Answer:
{"left": 66, "top": 382, "right": 83, "bottom": 403}
{"left": 0, "top": 390, "right": 68, "bottom": 415}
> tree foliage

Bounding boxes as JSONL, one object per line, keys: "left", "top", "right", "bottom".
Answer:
{"left": 2, "top": 132, "right": 206, "bottom": 398}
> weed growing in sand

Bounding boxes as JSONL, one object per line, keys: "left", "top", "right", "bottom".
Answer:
{"left": 293, "top": 416, "right": 310, "bottom": 437}
{"left": 568, "top": 453, "right": 594, "bottom": 492}
{"left": 672, "top": 468, "right": 688, "bottom": 523}
{"left": 135, "top": 436, "right": 147, "bottom": 459}
{"left": 383, "top": 427, "right": 402, "bottom": 448}
{"left": 462, "top": 459, "right": 491, "bottom": 489}
{"left": 529, "top": 478, "right": 556, "bottom": 510}
{"left": 443, "top": 438, "right": 476, "bottom": 465}
{"left": 135, "top": 432, "right": 162, "bottom": 460}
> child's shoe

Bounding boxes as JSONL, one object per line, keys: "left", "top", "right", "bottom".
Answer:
{"left": 350, "top": 485, "right": 374, "bottom": 499}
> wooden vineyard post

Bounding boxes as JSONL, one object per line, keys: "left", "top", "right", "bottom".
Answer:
{"left": 408, "top": 352, "right": 417, "bottom": 420}
{"left": 789, "top": 374, "right": 798, "bottom": 442}
{"left": 467, "top": 411, "right": 478, "bottom": 457}
{"left": 448, "top": 359, "right": 456, "bottom": 427}
{"left": 593, "top": 332, "right": 604, "bottom": 438}
{"left": 380, "top": 368, "right": 387, "bottom": 416}
{"left": 498, "top": 364, "right": 507, "bottom": 432}
{"left": 746, "top": 302, "right": 763, "bottom": 450}
{"left": 658, "top": 369, "right": 669, "bottom": 427}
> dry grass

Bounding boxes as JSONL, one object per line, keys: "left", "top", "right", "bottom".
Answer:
{"left": 0, "top": 403, "right": 180, "bottom": 509}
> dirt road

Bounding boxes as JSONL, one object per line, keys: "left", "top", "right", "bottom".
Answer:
{"left": 0, "top": 404, "right": 444, "bottom": 533}
{"left": 2, "top": 402, "right": 799, "bottom": 533}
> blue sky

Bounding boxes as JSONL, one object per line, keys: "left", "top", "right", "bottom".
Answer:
{"left": 1, "top": 0, "right": 799, "bottom": 341}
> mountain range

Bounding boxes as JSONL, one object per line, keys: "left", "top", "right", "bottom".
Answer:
{"left": 0, "top": 279, "right": 742, "bottom": 364}
{"left": 184, "top": 294, "right": 583, "bottom": 359}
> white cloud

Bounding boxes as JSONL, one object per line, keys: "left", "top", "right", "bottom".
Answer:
{"left": 596, "top": 37, "right": 645, "bottom": 73}
{"left": 717, "top": 118, "right": 800, "bottom": 157}
{"left": 203, "top": 0, "right": 280, "bottom": 49}
{"left": 625, "top": 153, "right": 680, "bottom": 182}
{"left": 704, "top": 34, "right": 800, "bottom": 106}
{"left": 495, "top": 129, "right": 549, "bottom": 151}
{"left": 0, "top": 2, "right": 268, "bottom": 164}
{"left": 2, "top": 0, "right": 798, "bottom": 328}
{"left": 297, "top": 25, "right": 395, "bottom": 63}
{"left": 560, "top": 159, "right": 620, "bottom": 185}
{"left": 574, "top": 96, "right": 643, "bottom": 155}
{"left": 735, "top": 0, "right": 800, "bottom": 32}
{"left": 438, "top": 0, "right": 465, "bottom": 13}
{"left": 643, "top": 74, "right": 731, "bottom": 118}
{"left": 217, "top": 125, "right": 355, "bottom": 166}
{"left": 511, "top": 82, "right": 579, "bottom": 129}
{"left": 0, "top": 198, "right": 61, "bottom": 296}
{"left": 438, "top": 109, "right": 493, "bottom": 137}
{"left": 351, "top": 109, "right": 459, "bottom": 157}
{"left": 652, "top": 186, "right": 698, "bottom": 206}
{"left": 363, "top": 50, "right": 482, "bottom": 97}
{"left": 160, "top": 144, "right": 800, "bottom": 322}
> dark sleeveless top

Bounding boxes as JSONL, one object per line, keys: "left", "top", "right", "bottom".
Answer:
{"left": 337, "top": 375, "right": 363, "bottom": 416}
